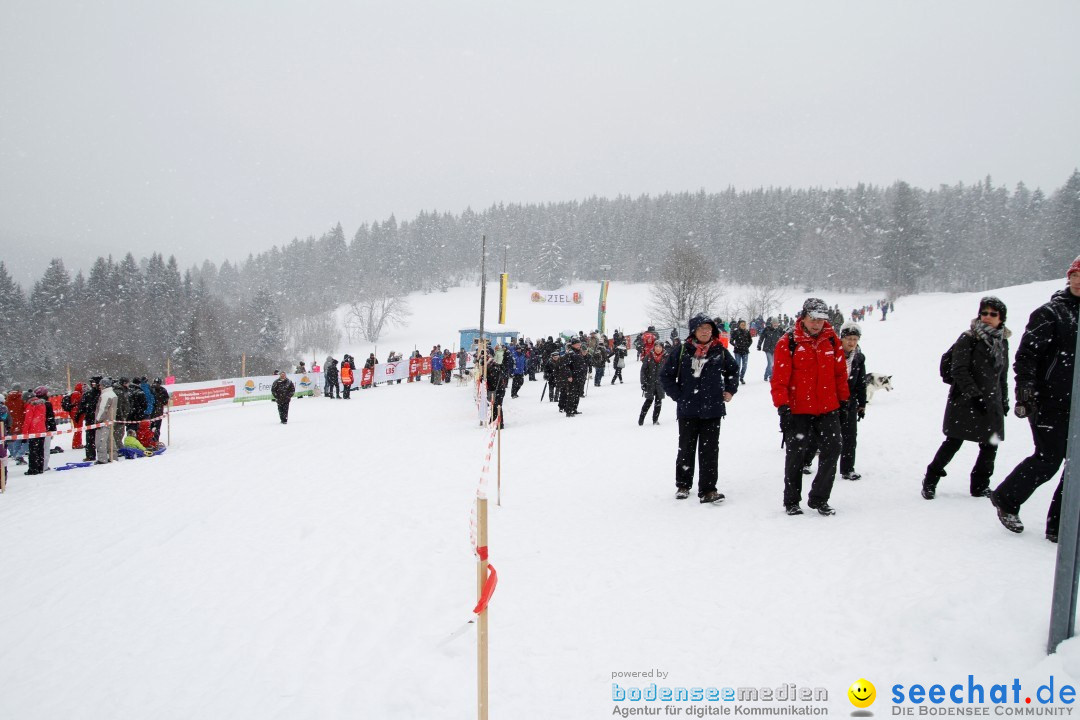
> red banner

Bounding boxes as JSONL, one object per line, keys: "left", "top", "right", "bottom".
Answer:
{"left": 361, "top": 368, "right": 374, "bottom": 388}
{"left": 420, "top": 357, "right": 432, "bottom": 375}
{"left": 172, "top": 385, "right": 236, "bottom": 407}
{"left": 409, "top": 358, "right": 421, "bottom": 379}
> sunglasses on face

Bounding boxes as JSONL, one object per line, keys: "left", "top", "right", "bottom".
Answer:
{"left": 980, "top": 310, "right": 999, "bottom": 318}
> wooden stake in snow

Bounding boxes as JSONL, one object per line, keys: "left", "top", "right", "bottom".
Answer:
{"left": 476, "top": 496, "right": 489, "bottom": 720}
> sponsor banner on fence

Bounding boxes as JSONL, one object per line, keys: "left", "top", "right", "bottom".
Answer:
{"left": 169, "top": 373, "right": 321, "bottom": 408}
{"left": 530, "top": 290, "right": 583, "bottom": 305}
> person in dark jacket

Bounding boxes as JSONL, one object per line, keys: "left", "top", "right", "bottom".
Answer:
{"left": 922, "top": 297, "right": 1010, "bottom": 500}
{"left": 509, "top": 344, "right": 526, "bottom": 398}
{"left": 757, "top": 317, "right": 785, "bottom": 382}
{"left": 271, "top": 371, "right": 295, "bottom": 424}
{"left": 113, "top": 378, "right": 132, "bottom": 450}
{"left": 992, "top": 259, "right": 1080, "bottom": 541}
{"left": 771, "top": 298, "right": 849, "bottom": 516}
{"left": 610, "top": 346, "right": 627, "bottom": 385}
{"left": 327, "top": 359, "right": 341, "bottom": 397}
{"left": 79, "top": 378, "right": 101, "bottom": 461}
{"left": 639, "top": 342, "right": 667, "bottom": 425}
{"left": 544, "top": 351, "right": 562, "bottom": 404}
{"left": 731, "top": 320, "right": 753, "bottom": 385}
{"left": 563, "top": 337, "right": 588, "bottom": 417}
{"left": 150, "top": 378, "right": 170, "bottom": 442}
{"left": 485, "top": 349, "right": 509, "bottom": 428}
{"left": 659, "top": 314, "right": 740, "bottom": 503}
{"left": 129, "top": 376, "right": 148, "bottom": 421}
{"left": 838, "top": 323, "right": 868, "bottom": 481}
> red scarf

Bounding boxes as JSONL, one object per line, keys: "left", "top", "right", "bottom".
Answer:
{"left": 690, "top": 338, "right": 720, "bottom": 358}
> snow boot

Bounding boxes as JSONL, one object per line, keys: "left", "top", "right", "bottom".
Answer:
{"left": 842, "top": 471, "right": 861, "bottom": 481}
{"left": 990, "top": 490, "right": 1023, "bottom": 533}
{"left": 785, "top": 504, "right": 803, "bottom": 516}
{"left": 675, "top": 488, "right": 691, "bottom": 500}
{"left": 807, "top": 499, "right": 836, "bottom": 516}
{"left": 638, "top": 412, "right": 646, "bottom": 426}
{"left": 699, "top": 490, "right": 725, "bottom": 504}
{"left": 921, "top": 477, "right": 937, "bottom": 500}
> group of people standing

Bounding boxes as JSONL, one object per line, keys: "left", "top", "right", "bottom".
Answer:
{"left": 2, "top": 375, "right": 170, "bottom": 474}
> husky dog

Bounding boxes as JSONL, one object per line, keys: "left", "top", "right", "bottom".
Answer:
{"left": 866, "top": 373, "right": 893, "bottom": 402}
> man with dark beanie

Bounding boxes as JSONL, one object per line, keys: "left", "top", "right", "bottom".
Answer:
{"left": 991, "top": 255, "right": 1080, "bottom": 542}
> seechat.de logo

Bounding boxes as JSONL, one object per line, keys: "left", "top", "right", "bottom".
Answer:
{"left": 299, "top": 375, "right": 311, "bottom": 387}
{"left": 244, "top": 380, "right": 255, "bottom": 393}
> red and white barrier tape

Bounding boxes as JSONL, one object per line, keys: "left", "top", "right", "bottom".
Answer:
{"left": 466, "top": 414, "right": 500, "bottom": 616}
{"left": 5, "top": 419, "right": 113, "bottom": 441}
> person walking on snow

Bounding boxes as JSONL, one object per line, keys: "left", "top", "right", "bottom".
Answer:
{"left": 660, "top": 314, "right": 740, "bottom": 503}
{"left": 271, "top": 371, "right": 295, "bottom": 424}
{"left": 771, "top": 298, "right": 849, "bottom": 516}
{"left": 639, "top": 342, "right": 667, "bottom": 426}
{"left": 991, "top": 257, "right": 1080, "bottom": 542}
{"left": 921, "top": 297, "right": 1010, "bottom": 500}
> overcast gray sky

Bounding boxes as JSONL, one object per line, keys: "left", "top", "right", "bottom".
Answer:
{"left": 2, "top": 0, "right": 1078, "bottom": 286}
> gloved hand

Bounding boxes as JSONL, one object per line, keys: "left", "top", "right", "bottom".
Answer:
{"left": 778, "top": 405, "right": 792, "bottom": 422}
{"left": 1015, "top": 386, "right": 1037, "bottom": 421}
{"left": 971, "top": 396, "right": 988, "bottom": 415}
{"left": 857, "top": 407, "right": 865, "bottom": 421}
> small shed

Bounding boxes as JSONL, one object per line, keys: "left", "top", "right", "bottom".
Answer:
{"left": 459, "top": 328, "right": 521, "bottom": 350}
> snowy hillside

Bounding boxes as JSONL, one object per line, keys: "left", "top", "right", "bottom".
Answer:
{"left": 2, "top": 279, "right": 1078, "bottom": 720}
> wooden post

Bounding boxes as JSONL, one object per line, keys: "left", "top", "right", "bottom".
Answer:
{"left": 1, "top": 421, "right": 6, "bottom": 493}
{"left": 476, "top": 496, "right": 489, "bottom": 720}
{"left": 108, "top": 419, "right": 115, "bottom": 462}
{"left": 167, "top": 406, "right": 171, "bottom": 446}
{"left": 166, "top": 356, "right": 171, "bottom": 379}
{"left": 66, "top": 365, "right": 72, "bottom": 393}
{"left": 241, "top": 354, "right": 247, "bottom": 406}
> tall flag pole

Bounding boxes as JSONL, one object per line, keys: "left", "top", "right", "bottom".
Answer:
{"left": 597, "top": 278, "right": 610, "bottom": 335}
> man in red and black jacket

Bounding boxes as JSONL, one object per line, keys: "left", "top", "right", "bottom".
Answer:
{"left": 771, "top": 298, "right": 850, "bottom": 517}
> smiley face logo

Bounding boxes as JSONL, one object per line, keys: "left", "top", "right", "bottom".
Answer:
{"left": 848, "top": 679, "right": 876, "bottom": 708}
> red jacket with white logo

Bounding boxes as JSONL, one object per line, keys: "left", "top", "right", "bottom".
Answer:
{"left": 770, "top": 321, "right": 850, "bottom": 415}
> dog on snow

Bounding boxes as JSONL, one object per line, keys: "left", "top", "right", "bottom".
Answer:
{"left": 866, "top": 373, "right": 893, "bottom": 402}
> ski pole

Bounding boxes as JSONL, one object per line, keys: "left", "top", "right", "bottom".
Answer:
{"left": 540, "top": 382, "right": 547, "bottom": 402}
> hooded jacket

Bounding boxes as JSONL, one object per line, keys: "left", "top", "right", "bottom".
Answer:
{"left": 659, "top": 315, "right": 741, "bottom": 419}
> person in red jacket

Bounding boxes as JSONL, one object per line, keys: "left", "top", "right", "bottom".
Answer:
{"left": 70, "top": 383, "right": 85, "bottom": 449}
{"left": 771, "top": 298, "right": 850, "bottom": 516}
{"left": 4, "top": 384, "right": 27, "bottom": 465}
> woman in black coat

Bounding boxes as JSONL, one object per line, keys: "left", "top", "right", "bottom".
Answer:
{"left": 922, "top": 297, "right": 1010, "bottom": 499}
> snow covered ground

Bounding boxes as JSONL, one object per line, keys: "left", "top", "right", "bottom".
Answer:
{"left": 2, "top": 279, "right": 1078, "bottom": 719}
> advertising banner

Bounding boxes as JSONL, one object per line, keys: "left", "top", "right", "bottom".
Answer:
{"left": 169, "top": 373, "right": 320, "bottom": 408}
{"left": 372, "top": 360, "right": 407, "bottom": 384}
{"left": 360, "top": 368, "right": 374, "bottom": 388}
{"left": 530, "top": 290, "right": 583, "bottom": 306}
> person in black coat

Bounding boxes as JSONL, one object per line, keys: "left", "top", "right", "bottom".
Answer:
{"left": 610, "top": 346, "right": 627, "bottom": 385}
{"left": 150, "top": 378, "right": 170, "bottom": 442}
{"left": 757, "top": 317, "right": 785, "bottom": 381}
{"left": 80, "top": 377, "right": 101, "bottom": 461}
{"left": 922, "top": 297, "right": 1010, "bottom": 500}
{"left": 639, "top": 342, "right": 667, "bottom": 425}
{"left": 485, "top": 349, "right": 510, "bottom": 428}
{"left": 271, "top": 371, "right": 295, "bottom": 424}
{"left": 992, "top": 259, "right": 1080, "bottom": 540}
{"left": 730, "top": 320, "right": 753, "bottom": 385}
{"left": 562, "top": 338, "right": 587, "bottom": 417}
{"left": 659, "top": 314, "right": 741, "bottom": 503}
{"left": 838, "top": 323, "right": 868, "bottom": 481}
